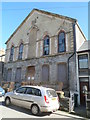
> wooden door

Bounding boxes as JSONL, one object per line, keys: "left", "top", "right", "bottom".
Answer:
{"left": 26, "top": 66, "right": 35, "bottom": 81}
{"left": 80, "top": 82, "right": 89, "bottom": 105}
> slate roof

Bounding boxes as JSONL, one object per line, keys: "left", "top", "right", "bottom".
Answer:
{"left": 78, "top": 40, "right": 90, "bottom": 52}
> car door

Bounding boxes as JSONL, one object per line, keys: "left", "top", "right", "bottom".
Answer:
{"left": 11, "top": 87, "right": 27, "bottom": 107}
{"left": 31, "top": 88, "right": 42, "bottom": 105}
{"left": 22, "top": 87, "right": 33, "bottom": 109}
{"left": 23, "top": 87, "right": 42, "bottom": 109}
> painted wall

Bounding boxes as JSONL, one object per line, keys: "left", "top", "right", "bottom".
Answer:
{"left": 75, "top": 23, "right": 86, "bottom": 51}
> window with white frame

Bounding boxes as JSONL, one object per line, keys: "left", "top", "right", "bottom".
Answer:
{"left": 78, "top": 54, "right": 88, "bottom": 69}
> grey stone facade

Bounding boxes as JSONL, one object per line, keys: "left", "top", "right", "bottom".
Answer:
{"left": 0, "top": 62, "right": 4, "bottom": 85}
{"left": 4, "top": 53, "right": 77, "bottom": 92}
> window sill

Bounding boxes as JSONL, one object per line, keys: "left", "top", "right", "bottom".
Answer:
{"left": 41, "top": 52, "right": 71, "bottom": 58}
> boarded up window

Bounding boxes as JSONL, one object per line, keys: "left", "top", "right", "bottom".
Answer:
{"left": 7, "top": 69, "right": 12, "bottom": 81}
{"left": 58, "top": 63, "right": 67, "bottom": 85}
{"left": 15, "top": 68, "right": 21, "bottom": 82}
{"left": 42, "top": 65, "right": 49, "bottom": 81}
{"left": 26, "top": 66, "right": 35, "bottom": 80}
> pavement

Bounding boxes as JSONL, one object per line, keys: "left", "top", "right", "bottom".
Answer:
{"left": 75, "top": 106, "right": 87, "bottom": 117}
{"left": 71, "top": 106, "right": 87, "bottom": 118}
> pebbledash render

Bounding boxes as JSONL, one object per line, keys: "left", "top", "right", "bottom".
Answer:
{"left": 4, "top": 9, "right": 86, "bottom": 105}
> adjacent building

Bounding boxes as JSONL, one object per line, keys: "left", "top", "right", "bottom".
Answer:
{"left": 0, "top": 49, "right": 5, "bottom": 85}
{"left": 0, "top": 49, "right": 5, "bottom": 62}
{"left": 77, "top": 40, "right": 90, "bottom": 105}
{"left": 4, "top": 9, "right": 87, "bottom": 105}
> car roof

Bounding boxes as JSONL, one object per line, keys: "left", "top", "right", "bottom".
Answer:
{"left": 21, "top": 85, "right": 55, "bottom": 91}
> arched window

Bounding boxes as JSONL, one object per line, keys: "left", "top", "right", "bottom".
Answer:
{"left": 58, "top": 31, "right": 66, "bottom": 52}
{"left": 9, "top": 46, "right": 14, "bottom": 61}
{"left": 18, "top": 43, "right": 23, "bottom": 60}
{"left": 43, "top": 36, "right": 49, "bottom": 55}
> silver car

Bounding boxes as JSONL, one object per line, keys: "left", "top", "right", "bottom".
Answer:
{"left": 0, "top": 86, "right": 5, "bottom": 96}
{"left": 4, "top": 85, "right": 59, "bottom": 115}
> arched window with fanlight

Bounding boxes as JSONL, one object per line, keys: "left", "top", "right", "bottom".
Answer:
{"left": 9, "top": 46, "right": 14, "bottom": 61}
{"left": 18, "top": 43, "right": 23, "bottom": 60}
{"left": 58, "top": 31, "right": 66, "bottom": 53}
{"left": 43, "top": 36, "right": 49, "bottom": 55}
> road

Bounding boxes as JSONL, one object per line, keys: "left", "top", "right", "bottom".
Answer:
{"left": 0, "top": 97, "right": 87, "bottom": 119}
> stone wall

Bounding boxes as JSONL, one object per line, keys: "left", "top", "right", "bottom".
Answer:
{"left": 5, "top": 10, "right": 74, "bottom": 63}
{"left": 4, "top": 53, "right": 77, "bottom": 92}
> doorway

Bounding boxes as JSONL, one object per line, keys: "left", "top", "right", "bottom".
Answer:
{"left": 80, "top": 81, "right": 89, "bottom": 105}
{"left": 26, "top": 66, "right": 35, "bottom": 81}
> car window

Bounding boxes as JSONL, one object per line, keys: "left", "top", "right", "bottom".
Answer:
{"left": 26, "top": 87, "right": 42, "bottom": 96}
{"left": 16, "top": 87, "right": 26, "bottom": 94}
{"left": 26, "top": 87, "right": 32, "bottom": 94}
{"left": 46, "top": 90, "right": 57, "bottom": 98}
{"left": 34, "top": 88, "right": 42, "bottom": 96}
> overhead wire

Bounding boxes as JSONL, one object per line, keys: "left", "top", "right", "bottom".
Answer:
{"left": 1, "top": 5, "right": 88, "bottom": 11}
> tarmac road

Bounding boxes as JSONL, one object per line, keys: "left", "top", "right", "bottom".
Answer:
{"left": 0, "top": 96, "right": 87, "bottom": 120}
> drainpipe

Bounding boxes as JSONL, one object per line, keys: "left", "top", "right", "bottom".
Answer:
{"left": 67, "top": 22, "right": 76, "bottom": 95}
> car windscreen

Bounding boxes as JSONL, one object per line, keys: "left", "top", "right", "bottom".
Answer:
{"left": 46, "top": 90, "right": 57, "bottom": 98}
{"left": 0, "top": 87, "right": 4, "bottom": 91}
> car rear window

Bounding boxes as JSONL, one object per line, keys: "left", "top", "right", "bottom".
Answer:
{"left": 46, "top": 90, "right": 57, "bottom": 98}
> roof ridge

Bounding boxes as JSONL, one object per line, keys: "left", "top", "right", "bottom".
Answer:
{"left": 33, "top": 8, "right": 77, "bottom": 22}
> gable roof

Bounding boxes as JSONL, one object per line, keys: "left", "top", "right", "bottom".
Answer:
{"left": 5, "top": 9, "right": 77, "bottom": 44}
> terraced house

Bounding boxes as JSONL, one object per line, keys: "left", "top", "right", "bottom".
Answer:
{"left": 4, "top": 9, "right": 87, "bottom": 105}
{"left": 77, "top": 41, "right": 90, "bottom": 105}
